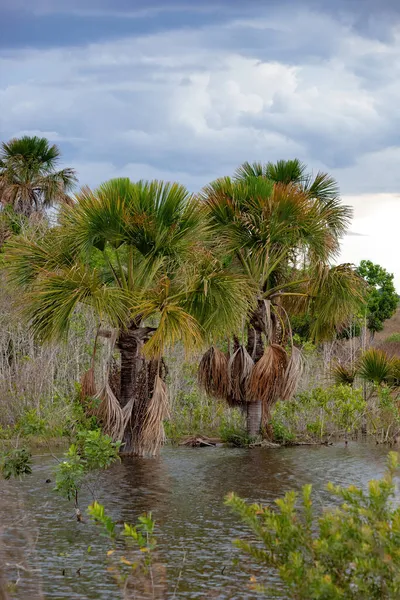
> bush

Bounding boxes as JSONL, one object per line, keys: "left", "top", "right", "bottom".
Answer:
{"left": 0, "top": 447, "right": 32, "bottom": 479}
{"left": 385, "top": 333, "right": 400, "bottom": 343}
{"left": 226, "top": 452, "right": 400, "bottom": 599}
{"left": 55, "top": 430, "right": 121, "bottom": 505}
{"left": 219, "top": 423, "right": 252, "bottom": 447}
{"left": 272, "top": 385, "right": 366, "bottom": 443}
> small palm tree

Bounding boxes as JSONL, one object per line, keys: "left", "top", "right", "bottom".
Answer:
{"left": 0, "top": 136, "right": 77, "bottom": 216}
{"left": 198, "top": 162, "right": 365, "bottom": 437}
{"left": 5, "top": 178, "right": 250, "bottom": 456}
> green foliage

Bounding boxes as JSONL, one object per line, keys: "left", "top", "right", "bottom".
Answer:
{"left": 15, "top": 408, "right": 46, "bottom": 436}
{"left": 87, "top": 500, "right": 117, "bottom": 539}
{"left": 271, "top": 420, "right": 295, "bottom": 444}
{"left": 87, "top": 501, "right": 157, "bottom": 588}
{"left": 219, "top": 423, "right": 253, "bottom": 447}
{"left": 0, "top": 447, "right": 32, "bottom": 479}
{"left": 226, "top": 452, "right": 400, "bottom": 599}
{"left": 358, "top": 348, "right": 399, "bottom": 386}
{"left": 0, "top": 135, "right": 77, "bottom": 216}
{"left": 357, "top": 260, "right": 398, "bottom": 333}
{"left": 272, "top": 385, "right": 366, "bottom": 442}
{"left": 54, "top": 430, "right": 120, "bottom": 502}
{"left": 386, "top": 333, "right": 400, "bottom": 343}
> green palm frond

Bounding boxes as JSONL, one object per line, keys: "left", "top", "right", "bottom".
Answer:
{"left": 135, "top": 297, "right": 203, "bottom": 357}
{"left": 182, "top": 266, "right": 254, "bottom": 340}
{"left": 358, "top": 348, "right": 394, "bottom": 385}
{"left": 332, "top": 362, "right": 357, "bottom": 386}
{"left": 5, "top": 229, "right": 76, "bottom": 287}
{"left": 303, "top": 171, "right": 340, "bottom": 203}
{"left": 310, "top": 264, "right": 366, "bottom": 341}
{"left": 26, "top": 264, "right": 131, "bottom": 341}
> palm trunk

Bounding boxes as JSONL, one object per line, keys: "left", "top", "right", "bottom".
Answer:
{"left": 246, "top": 401, "right": 262, "bottom": 437}
{"left": 245, "top": 303, "right": 266, "bottom": 437}
{"left": 117, "top": 323, "right": 159, "bottom": 456}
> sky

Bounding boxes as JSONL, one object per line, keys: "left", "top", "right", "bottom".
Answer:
{"left": 1, "top": 0, "right": 399, "bottom": 288}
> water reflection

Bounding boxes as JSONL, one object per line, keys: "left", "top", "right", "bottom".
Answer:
{"left": 0, "top": 442, "right": 395, "bottom": 599}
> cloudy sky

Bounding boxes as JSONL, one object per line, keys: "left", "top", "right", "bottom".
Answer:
{"left": 1, "top": 0, "right": 399, "bottom": 288}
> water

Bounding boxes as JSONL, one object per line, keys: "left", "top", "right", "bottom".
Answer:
{"left": 0, "top": 442, "right": 395, "bottom": 599}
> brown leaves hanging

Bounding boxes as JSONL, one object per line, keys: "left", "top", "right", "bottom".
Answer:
{"left": 280, "top": 346, "right": 304, "bottom": 401}
{"left": 198, "top": 346, "right": 229, "bottom": 399}
{"left": 247, "top": 344, "right": 288, "bottom": 407}
{"left": 139, "top": 375, "right": 170, "bottom": 457}
{"left": 228, "top": 345, "right": 254, "bottom": 403}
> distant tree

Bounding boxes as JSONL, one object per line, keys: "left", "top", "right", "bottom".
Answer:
{"left": 357, "top": 260, "right": 398, "bottom": 336}
{"left": 0, "top": 136, "right": 77, "bottom": 216}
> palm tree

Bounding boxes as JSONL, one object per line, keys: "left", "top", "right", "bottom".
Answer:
{"left": 198, "top": 164, "right": 365, "bottom": 437}
{"left": 5, "top": 178, "right": 250, "bottom": 456}
{"left": 0, "top": 136, "right": 77, "bottom": 216}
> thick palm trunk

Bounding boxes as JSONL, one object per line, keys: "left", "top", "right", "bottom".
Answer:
{"left": 117, "top": 323, "right": 158, "bottom": 456}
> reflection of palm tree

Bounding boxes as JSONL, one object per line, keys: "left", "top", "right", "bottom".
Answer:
{"left": 103, "top": 456, "right": 172, "bottom": 522}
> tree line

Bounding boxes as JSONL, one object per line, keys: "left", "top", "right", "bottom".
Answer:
{"left": 0, "top": 136, "right": 397, "bottom": 456}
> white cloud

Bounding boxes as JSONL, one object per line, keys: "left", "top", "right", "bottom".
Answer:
{"left": 340, "top": 194, "right": 400, "bottom": 290}
{"left": 1, "top": 3, "right": 400, "bottom": 284}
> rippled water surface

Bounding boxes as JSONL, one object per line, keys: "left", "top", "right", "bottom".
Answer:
{"left": 0, "top": 442, "right": 395, "bottom": 599}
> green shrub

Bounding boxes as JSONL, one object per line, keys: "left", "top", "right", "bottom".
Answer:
{"left": 271, "top": 420, "right": 295, "bottom": 444}
{"left": 219, "top": 423, "right": 252, "bottom": 447}
{"left": 87, "top": 502, "right": 157, "bottom": 589}
{"left": 1, "top": 447, "right": 32, "bottom": 479}
{"left": 226, "top": 452, "right": 400, "bottom": 599}
{"left": 15, "top": 409, "right": 46, "bottom": 436}
{"left": 272, "top": 385, "right": 366, "bottom": 443}
{"left": 385, "top": 333, "right": 400, "bottom": 343}
{"left": 55, "top": 430, "right": 121, "bottom": 505}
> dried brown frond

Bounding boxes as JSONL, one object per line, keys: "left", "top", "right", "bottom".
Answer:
{"left": 80, "top": 367, "right": 96, "bottom": 400}
{"left": 198, "top": 346, "right": 229, "bottom": 399}
{"left": 228, "top": 345, "right": 254, "bottom": 402}
{"left": 280, "top": 347, "right": 304, "bottom": 401}
{"left": 94, "top": 382, "right": 125, "bottom": 441}
{"left": 247, "top": 344, "right": 288, "bottom": 407}
{"left": 139, "top": 375, "right": 170, "bottom": 457}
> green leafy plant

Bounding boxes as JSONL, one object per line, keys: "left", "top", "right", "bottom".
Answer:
{"left": 87, "top": 501, "right": 159, "bottom": 592}
{"left": 226, "top": 452, "right": 400, "bottom": 599}
{"left": 54, "top": 430, "right": 120, "bottom": 507}
{"left": 15, "top": 408, "right": 46, "bottom": 436}
{"left": 0, "top": 447, "right": 32, "bottom": 479}
{"left": 272, "top": 385, "right": 366, "bottom": 443}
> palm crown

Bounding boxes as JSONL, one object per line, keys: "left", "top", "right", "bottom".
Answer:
{"left": 0, "top": 136, "right": 77, "bottom": 215}
{"left": 198, "top": 161, "right": 365, "bottom": 436}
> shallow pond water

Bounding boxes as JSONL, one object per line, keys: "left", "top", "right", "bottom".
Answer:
{"left": 0, "top": 442, "right": 396, "bottom": 599}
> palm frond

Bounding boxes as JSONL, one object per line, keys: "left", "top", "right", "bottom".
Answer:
{"left": 280, "top": 347, "right": 304, "bottom": 400}
{"left": 247, "top": 344, "right": 288, "bottom": 407}
{"left": 310, "top": 264, "right": 366, "bottom": 342}
{"left": 332, "top": 362, "right": 357, "bottom": 386}
{"left": 358, "top": 348, "right": 394, "bottom": 385}
{"left": 228, "top": 345, "right": 254, "bottom": 402}
{"left": 25, "top": 264, "right": 131, "bottom": 341}
{"left": 198, "top": 346, "right": 229, "bottom": 399}
{"left": 138, "top": 375, "right": 169, "bottom": 456}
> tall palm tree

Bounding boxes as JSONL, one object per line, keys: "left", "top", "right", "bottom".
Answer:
{"left": 0, "top": 136, "right": 77, "bottom": 216}
{"left": 198, "top": 165, "right": 365, "bottom": 437}
{"left": 5, "top": 178, "right": 250, "bottom": 456}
